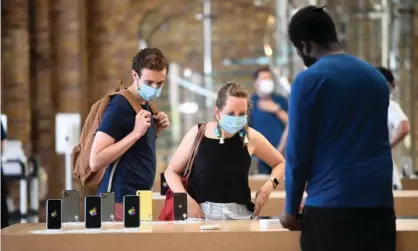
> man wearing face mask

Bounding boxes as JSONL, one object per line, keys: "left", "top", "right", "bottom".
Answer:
{"left": 90, "top": 48, "right": 170, "bottom": 220}
{"left": 377, "top": 66, "right": 411, "bottom": 189}
{"left": 280, "top": 6, "right": 396, "bottom": 251}
{"left": 250, "top": 67, "right": 288, "bottom": 175}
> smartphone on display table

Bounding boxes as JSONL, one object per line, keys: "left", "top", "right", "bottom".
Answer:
{"left": 124, "top": 195, "right": 140, "bottom": 228}
{"left": 173, "top": 192, "right": 188, "bottom": 221}
{"left": 160, "top": 172, "right": 168, "bottom": 195}
{"left": 136, "top": 190, "right": 153, "bottom": 221}
{"left": 62, "top": 190, "right": 80, "bottom": 223}
{"left": 85, "top": 195, "right": 102, "bottom": 229}
{"left": 46, "top": 199, "right": 62, "bottom": 229}
{"left": 101, "top": 192, "right": 115, "bottom": 222}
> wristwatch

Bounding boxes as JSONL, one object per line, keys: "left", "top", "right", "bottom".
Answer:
{"left": 270, "top": 177, "right": 279, "bottom": 189}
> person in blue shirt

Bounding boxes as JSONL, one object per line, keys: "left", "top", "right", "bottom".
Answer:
{"left": 90, "top": 48, "right": 170, "bottom": 221}
{"left": 280, "top": 6, "right": 395, "bottom": 251}
{"left": 250, "top": 67, "right": 288, "bottom": 174}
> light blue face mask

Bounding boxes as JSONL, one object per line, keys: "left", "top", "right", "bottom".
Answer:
{"left": 219, "top": 114, "right": 248, "bottom": 134}
{"left": 137, "top": 78, "right": 162, "bottom": 101}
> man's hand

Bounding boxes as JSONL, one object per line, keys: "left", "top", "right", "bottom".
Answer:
{"left": 133, "top": 110, "right": 151, "bottom": 138}
{"left": 258, "top": 100, "right": 280, "bottom": 113}
{"left": 279, "top": 213, "right": 301, "bottom": 231}
{"left": 153, "top": 112, "right": 170, "bottom": 133}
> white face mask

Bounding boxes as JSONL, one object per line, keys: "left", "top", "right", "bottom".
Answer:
{"left": 258, "top": 79, "right": 274, "bottom": 95}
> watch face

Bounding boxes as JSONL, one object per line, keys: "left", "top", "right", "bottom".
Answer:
{"left": 273, "top": 178, "right": 279, "bottom": 186}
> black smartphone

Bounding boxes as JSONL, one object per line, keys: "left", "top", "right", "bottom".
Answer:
{"left": 46, "top": 199, "right": 62, "bottom": 229}
{"left": 160, "top": 172, "right": 168, "bottom": 195}
{"left": 123, "top": 195, "right": 140, "bottom": 228}
{"left": 85, "top": 195, "right": 101, "bottom": 229}
{"left": 173, "top": 192, "right": 188, "bottom": 221}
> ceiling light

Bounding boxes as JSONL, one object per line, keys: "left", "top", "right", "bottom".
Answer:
{"left": 178, "top": 102, "right": 199, "bottom": 114}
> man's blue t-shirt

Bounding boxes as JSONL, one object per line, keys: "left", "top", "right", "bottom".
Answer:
{"left": 285, "top": 54, "right": 394, "bottom": 215}
{"left": 97, "top": 95, "right": 157, "bottom": 203}
{"left": 250, "top": 93, "right": 288, "bottom": 148}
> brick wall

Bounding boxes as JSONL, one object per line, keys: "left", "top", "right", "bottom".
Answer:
{"left": 1, "top": 0, "right": 158, "bottom": 221}
{"left": 1, "top": 0, "right": 32, "bottom": 154}
{"left": 413, "top": 4, "right": 418, "bottom": 169}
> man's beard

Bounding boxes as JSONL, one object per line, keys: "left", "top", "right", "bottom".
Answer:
{"left": 301, "top": 54, "right": 317, "bottom": 67}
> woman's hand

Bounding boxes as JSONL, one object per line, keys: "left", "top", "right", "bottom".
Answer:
{"left": 254, "top": 182, "right": 274, "bottom": 216}
{"left": 187, "top": 195, "right": 204, "bottom": 219}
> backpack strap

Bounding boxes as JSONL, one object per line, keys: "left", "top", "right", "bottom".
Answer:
{"left": 117, "top": 89, "right": 142, "bottom": 113}
{"left": 114, "top": 80, "right": 158, "bottom": 115}
{"left": 115, "top": 80, "right": 123, "bottom": 92}
{"left": 148, "top": 101, "right": 158, "bottom": 116}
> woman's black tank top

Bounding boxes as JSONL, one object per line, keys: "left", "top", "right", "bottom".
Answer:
{"left": 188, "top": 124, "right": 254, "bottom": 211}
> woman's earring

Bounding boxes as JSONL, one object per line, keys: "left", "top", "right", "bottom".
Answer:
{"left": 239, "top": 128, "right": 249, "bottom": 145}
{"left": 215, "top": 124, "right": 224, "bottom": 144}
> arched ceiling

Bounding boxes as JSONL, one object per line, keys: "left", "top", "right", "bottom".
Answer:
{"left": 139, "top": 0, "right": 274, "bottom": 88}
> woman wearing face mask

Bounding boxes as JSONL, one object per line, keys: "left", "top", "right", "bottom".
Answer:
{"left": 164, "top": 83, "right": 285, "bottom": 220}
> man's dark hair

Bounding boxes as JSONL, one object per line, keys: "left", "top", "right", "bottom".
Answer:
{"left": 288, "top": 5, "right": 338, "bottom": 50}
{"left": 132, "top": 48, "right": 169, "bottom": 76}
{"left": 253, "top": 66, "right": 271, "bottom": 80}
{"left": 376, "top": 66, "right": 395, "bottom": 88}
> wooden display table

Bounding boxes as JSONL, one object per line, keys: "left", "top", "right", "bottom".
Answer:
{"left": 151, "top": 191, "right": 418, "bottom": 220}
{"left": 153, "top": 176, "right": 418, "bottom": 193}
{"left": 402, "top": 179, "right": 418, "bottom": 190}
{"left": 2, "top": 219, "right": 418, "bottom": 251}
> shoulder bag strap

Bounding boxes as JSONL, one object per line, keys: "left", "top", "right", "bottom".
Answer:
{"left": 183, "top": 123, "right": 207, "bottom": 180}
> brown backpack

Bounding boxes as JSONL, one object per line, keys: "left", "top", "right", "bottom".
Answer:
{"left": 71, "top": 81, "right": 158, "bottom": 189}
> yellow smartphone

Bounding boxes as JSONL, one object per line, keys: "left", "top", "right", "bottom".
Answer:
{"left": 136, "top": 190, "right": 153, "bottom": 221}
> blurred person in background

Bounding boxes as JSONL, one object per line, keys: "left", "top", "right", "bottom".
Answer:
{"left": 280, "top": 5, "right": 396, "bottom": 251}
{"left": 377, "top": 66, "right": 411, "bottom": 189}
{"left": 165, "top": 83, "right": 285, "bottom": 220}
{"left": 249, "top": 67, "right": 288, "bottom": 175}
{"left": 1, "top": 122, "right": 10, "bottom": 228}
